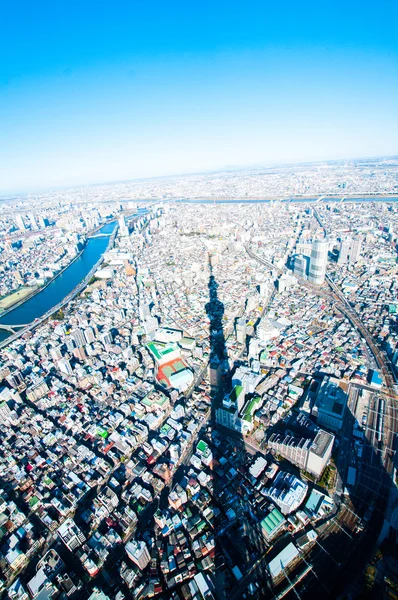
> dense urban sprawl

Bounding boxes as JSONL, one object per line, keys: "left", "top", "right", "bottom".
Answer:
{"left": 0, "top": 163, "right": 398, "bottom": 600}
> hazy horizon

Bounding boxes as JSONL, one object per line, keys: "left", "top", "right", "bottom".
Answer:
{"left": 1, "top": 153, "right": 398, "bottom": 197}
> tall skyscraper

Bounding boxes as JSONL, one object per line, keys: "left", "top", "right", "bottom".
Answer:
{"left": 349, "top": 235, "right": 362, "bottom": 263}
{"left": 15, "top": 215, "right": 26, "bottom": 232}
{"left": 84, "top": 327, "right": 96, "bottom": 344}
{"left": 125, "top": 541, "right": 151, "bottom": 570}
{"left": 71, "top": 328, "right": 86, "bottom": 348}
{"left": 38, "top": 215, "right": 48, "bottom": 229}
{"left": 235, "top": 317, "right": 246, "bottom": 344}
{"left": 293, "top": 254, "right": 310, "bottom": 279}
{"left": 58, "top": 358, "right": 73, "bottom": 375}
{"left": 118, "top": 215, "right": 129, "bottom": 237}
{"left": 308, "top": 239, "right": 328, "bottom": 285}
{"left": 338, "top": 235, "right": 362, "bottom": 265}
{"left": 338, "top": 237, "right": 350, "bottom": 264}
{"left": 29, "top": 213, "right": 38, "bottom": 230}
{"left": 101, "top": 331, "right": 113, "bottom": 346}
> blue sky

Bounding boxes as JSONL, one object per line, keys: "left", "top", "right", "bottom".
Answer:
{"left": 1, "top": 0, "right": 397, "bottom": 192}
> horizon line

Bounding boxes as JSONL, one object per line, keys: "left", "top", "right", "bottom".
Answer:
{"left": 1, "top": 152, "right": 397, "bottom": 198}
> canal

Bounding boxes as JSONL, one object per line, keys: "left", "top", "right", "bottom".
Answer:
{"left": 0, "top": 221, "right": 117, "bottom": 343}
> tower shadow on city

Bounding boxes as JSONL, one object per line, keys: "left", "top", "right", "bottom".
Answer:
{"left": 204, "top": 259, "right": 397, "bottom": 600}
{"left": 205, "top": 261, "right": 272, "bottom": 599}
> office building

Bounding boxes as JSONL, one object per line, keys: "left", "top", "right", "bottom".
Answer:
{"left": 15, "top": 215, "right": 26, "bottom": 232}
{"left": 125, "top": 540, "right": 151, "bottom": 570}
{"left": 338, "top": 237, "right": 350, "bottom": 264}
{"left": 188, "top": 573, "right": 216, "bottom": 599}
{"left": 50, "top": 345, "right": 63, "bottom": 361}
{"left": 295, "top": 238, "right": 312, "bottom": 257}
{"left": 308, "top": 239, "right": 328, "bottom": 285}
{"left": 118, "top": 215, "right": 129, "bottom": 237}
{"left": 58, "top": 358, "right": 73, "bottom": 376}
{"left": 312, "top": 376, "right": 347, "bottom": 432}
{"left": 26, "top": 380, "right": 49, "bottom": 402}
{"left": 269, "top": 433, "right": 311, "bottom": 471}
{"left": 306, "top": 430, "right": 335, "bottom": 477}
{"left": 349, "top": 235, "right": 362, "bottom": 263}
{"left": 268, "top": 542, "right": 299, "bottom": 580}
{"left": 38, "top": 215, "right": 48, "bottom": 229}
{"left": 65, "top": 337, "right": 75, "bottom": 353}
{"left": 216, "top": 406, "right": 237, "bottom": 430}
{"left": 6, "top": 372, "right": 25, "bottom": 390}
{"left": 57, "top": 519, "right": 85, "bottom": 551}
{"left": 235, "top": 317, "right": 246, "bottom": 344}
{"left": 269, "top": 429, "right": 334, "bottom": 478}
{"left": 100, "top": 331, "right": 113, "bottom": 346}
{"left": 293, "top": 254, "right": 309, "bottom": 279}
{"left": 0, "top": 400, "right": 12, "bottom": 424}
{"left": 28, "top": 213, "right": 38, "bottom": 230}
{"left": 84, "top": 327, "right": 96, "bottom": 344}
{"left": 338, "top": 235, "right": 362, "bottom": 265}
{"left": 71, "top": 328, "right": 86, "bottom": 348}
{"left": 264, "top": 471, "right": 308, "bottom": 515}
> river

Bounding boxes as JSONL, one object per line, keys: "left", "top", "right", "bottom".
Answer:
{"left": 0, "top": 222, "right": 117, "bottom": 343}
{"left": 174, "top": 196, "right": 398, "bottom": 204}
{"left": 0, "top": 197, "right": 395, "bottom": 344}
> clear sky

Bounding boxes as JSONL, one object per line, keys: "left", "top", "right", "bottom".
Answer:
{"left": 1, "top": 0, "right": 397, "bottom": 192}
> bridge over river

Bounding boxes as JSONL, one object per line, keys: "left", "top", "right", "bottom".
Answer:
{"left": 0, "top": 323, "right": 28, "bottom": 334}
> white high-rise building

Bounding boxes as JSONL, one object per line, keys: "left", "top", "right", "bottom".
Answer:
{"left": 71, "top": 328, "right": 86, "bottom": 348}
{"left": 338, "top": 236, "right": 361, "bottom": 265}
{"left": 235, "top": 317, "right": 246, "bottom": 344}
{"left": 100, "top": 331, "right": 113, "bottom": 346}
{"left": 338, "top": 237, "right": 350, "bottom": 264}
{"left": 50, "top": 345, "right": 63, "bottom": 361}
{"left": 125, "top": 540, "right": 151, "bottom": 570}
{"left": 0, "top": 400, "right": 12, "bottom": 424}
{"left": 293, "top": 254, "right": 309, "bottom": 279}
{"left": 58, "top": 358, "right": 73, "bottom": 375}
{"left": 84, "top": 327, "right": 96, "bottom": 344}
{"left": 349, "top": 236, "right": 362, "bottom": 263}
{"left": 118, "top": 215, "right": 129, "bottom": 237}
{"left": 15, "top": 215, "right": 26, "bottom": 232}
{"left": 29, "top": 213, "right": 38, "bottom": 230}
{"left": 308, "top": 239, "right": 328, "bottom": 285}
{"left": 268, "top": 429, "right": 334, "bottom": 478}
{"left": 38, "top": 215, "right": 48, "bottom": 229}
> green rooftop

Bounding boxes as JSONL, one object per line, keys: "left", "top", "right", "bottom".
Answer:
{"left": 29, "top": 496, "right": 39, "bottom": 508}
{"left": 260, "top": 508, "right": 285, "bottom": 535}
{"left": 242, "top": 397, "right": 261, "bottom": 422}
{"left": 96, "top": 428, "right": 108, "bottom": 438}
{"left": 229, "top": 385, "right": 243, "bottom": 403}
{"left": 197, "top": 440, "right": 209, "bottom": 454}
{"left": 147, "top": 341, "right": 176, "bottom": 360}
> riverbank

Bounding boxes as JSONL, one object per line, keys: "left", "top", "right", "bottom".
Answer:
{"left": 0, "top": 225, "right": 118, "bottom": 348}
{"left": 0, "top": 245, "right": 87, "bottom": 319}
{"left": 0, "top": 208, "right": 150, "bottom": 346}
{"left": 0, "top": 286, "right": 39, "bottom": 313}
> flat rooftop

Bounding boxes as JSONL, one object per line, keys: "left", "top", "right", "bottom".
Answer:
{"left": 310, "top": 430, "right": 334, "bottom": 458}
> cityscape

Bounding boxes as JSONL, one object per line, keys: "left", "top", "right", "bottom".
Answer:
{"left": 0, "top": 158, "right": 398, "bottom": 599}
{"left": 1, "top": 0, "right": 398, "bottom": 598}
